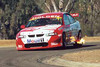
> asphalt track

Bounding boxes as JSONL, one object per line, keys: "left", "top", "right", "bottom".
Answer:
{"left": 0, "top": 42, "right": 100, "bottom": 67}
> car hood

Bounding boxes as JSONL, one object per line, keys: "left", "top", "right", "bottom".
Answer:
{"left": 20, "top": 25, "right": 61, "bottom": 33}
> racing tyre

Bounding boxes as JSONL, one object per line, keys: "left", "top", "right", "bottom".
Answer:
{"left": 73, "top": 31, "right": 83, "bottom": 47}
{"left": 62, "top": 33, "right": 67, "bottom": 47}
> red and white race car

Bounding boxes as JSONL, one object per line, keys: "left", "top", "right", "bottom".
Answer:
{"left": 16, "top": 12, "right": 84, "bottom": 50}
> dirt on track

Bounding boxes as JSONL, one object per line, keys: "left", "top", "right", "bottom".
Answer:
{"left": 61, "top": 49, "right": 100, "bottom": 63}
{"left": 84, "top": 36, "right": 100, "bottom": 42}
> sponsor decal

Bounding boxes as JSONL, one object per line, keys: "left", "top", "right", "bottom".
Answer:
{"left": 30, "top": 15, "right": 61, "bottom": 21}
{"left": 34, "top": 39, "right": 41, "bottom": 43}
{"left": 70, "top": 13, "right": 79, "bottom": 17}
{"left": 51, "top": 42, "right": 58, "bottom": 45}
{"left": 27, "top": 39, "right": 31, "bottom": 43}
{"left": 27, "top": 38, "right": 43, "bottom": 43}
{"left": 31, "top": 40, "right": 34, "bottom": 43}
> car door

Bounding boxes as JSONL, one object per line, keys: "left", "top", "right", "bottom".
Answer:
{"left": 67, "top": 15, "right": 80, "bottom": 37}
{"left": 63, "top": 14, "right": 71, "bottom": 42}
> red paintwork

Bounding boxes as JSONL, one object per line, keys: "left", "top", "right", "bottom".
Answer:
{"left": 20, "top": 25, "right": 25, "bottom": 29}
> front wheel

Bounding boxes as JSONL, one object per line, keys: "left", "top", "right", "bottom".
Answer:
{"left": 62, "top": 33, "right": 67, "bottom": 47}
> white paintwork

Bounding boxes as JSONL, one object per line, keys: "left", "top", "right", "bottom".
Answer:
{"left": 20, "top": 25, "right": 61, "bottom": 44}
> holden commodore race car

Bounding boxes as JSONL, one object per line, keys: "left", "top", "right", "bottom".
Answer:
{"left": 16, "top": 12, "right": 84, "bottom": 50}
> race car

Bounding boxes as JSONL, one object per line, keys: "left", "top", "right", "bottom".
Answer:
{"left": 16, "top": 12, "right": 83, "bottom": 50}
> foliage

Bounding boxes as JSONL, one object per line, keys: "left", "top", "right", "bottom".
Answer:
{"left": 0, "top": 0, "right": 43, "bottom": 39}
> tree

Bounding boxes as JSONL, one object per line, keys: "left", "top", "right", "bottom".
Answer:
{"left": 0, "top": 0, "right": 43, "bottom": 39}
{"left": 42, "top": 0, "right": 76, "bottom": 12}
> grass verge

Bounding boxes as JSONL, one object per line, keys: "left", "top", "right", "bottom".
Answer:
{"left": 0, "top": 40, "right": 16, "bottom": 47}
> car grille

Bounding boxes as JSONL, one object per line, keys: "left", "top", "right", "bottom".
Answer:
{"left": 28, "top": 34, "right": 44, "bottom": 37}
{"left": 25, "top": 43, "right": 48, "bottom": 48}
{"left": 36, "top": 34, "right": 44, "bottom": 37}
{"left": 28, "top": 35, "right": 35, "bottom": 37}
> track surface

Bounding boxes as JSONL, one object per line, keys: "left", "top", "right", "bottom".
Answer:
{"left": 0, "top": 42, "right": 100, "bottom": 67}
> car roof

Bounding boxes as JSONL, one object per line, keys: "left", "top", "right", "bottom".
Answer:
{"left": 35, "top": 12, "right": 66, "bottom": 16}
{"left": 33, "top": 12, "right": 70, "bottom": 17}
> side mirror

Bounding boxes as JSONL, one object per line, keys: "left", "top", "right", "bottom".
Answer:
{"left": 20, "top": 25, "right": 25, "bottom": 29}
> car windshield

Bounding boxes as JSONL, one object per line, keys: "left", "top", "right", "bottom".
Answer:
{"left": 26, "top": 18, "right": 62, "bottom": 27}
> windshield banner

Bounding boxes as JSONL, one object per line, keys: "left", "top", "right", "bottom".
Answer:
{"left": 30, "top": 15, "right": 62, "bottom": 21}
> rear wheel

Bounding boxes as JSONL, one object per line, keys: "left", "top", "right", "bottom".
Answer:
{"left": 73, "top": 31, "right": 83, "bottom": 47}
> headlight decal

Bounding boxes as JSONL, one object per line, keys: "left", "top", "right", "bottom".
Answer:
{"left": 48, "top": 32, "right": 58, "bottom": 36}
{"left": 18, "top": 35, "right": 26, "bottom": 38}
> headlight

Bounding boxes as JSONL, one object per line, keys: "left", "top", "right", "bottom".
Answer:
{"left": 18, "top": 35, "right": 26, "bottom": 38}
{"left": 48, "top": 32, "right": 57, "bottom": 36}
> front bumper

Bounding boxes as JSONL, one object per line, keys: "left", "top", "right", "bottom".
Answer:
{"left": 16, "top": 36, "right": 62, "bottom": 50}
{"left": 16, "top": 42, "right": 62, "bottom": 50}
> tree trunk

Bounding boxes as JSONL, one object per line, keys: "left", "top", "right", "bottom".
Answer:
{"left": 65, "top": 0, "right": 71, "bottom": 12}
{"left": 59, "top": 0, "right": 64, "bottom": 12}
{"left": 51, "top": 0, "right": 57, "bottom": 12}
{"left": 68, "top": 0, "right": 76, "bottom": 13}
{"left": 44, "top": 2, "right": 51, "bottom": 12}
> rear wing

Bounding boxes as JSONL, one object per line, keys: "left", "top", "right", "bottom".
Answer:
{"left": 70, "top": 13, "right": 79, "bottom": 17}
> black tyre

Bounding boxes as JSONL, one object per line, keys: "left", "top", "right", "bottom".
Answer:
{"left": 62, "top": 33, "right": 67, "bottom": 47}
{"left": 73, "top": 31, "right": 83, "bottom": 47}
{"left": 77, "top": 31, "right": 82, "bottom": 40}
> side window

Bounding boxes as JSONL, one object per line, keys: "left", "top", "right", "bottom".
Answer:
{"left": 68, "top": 15, "right": 75, "bottom": 24}
{"left": 63, "top": 14, "right": 70, "bottom": 25}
